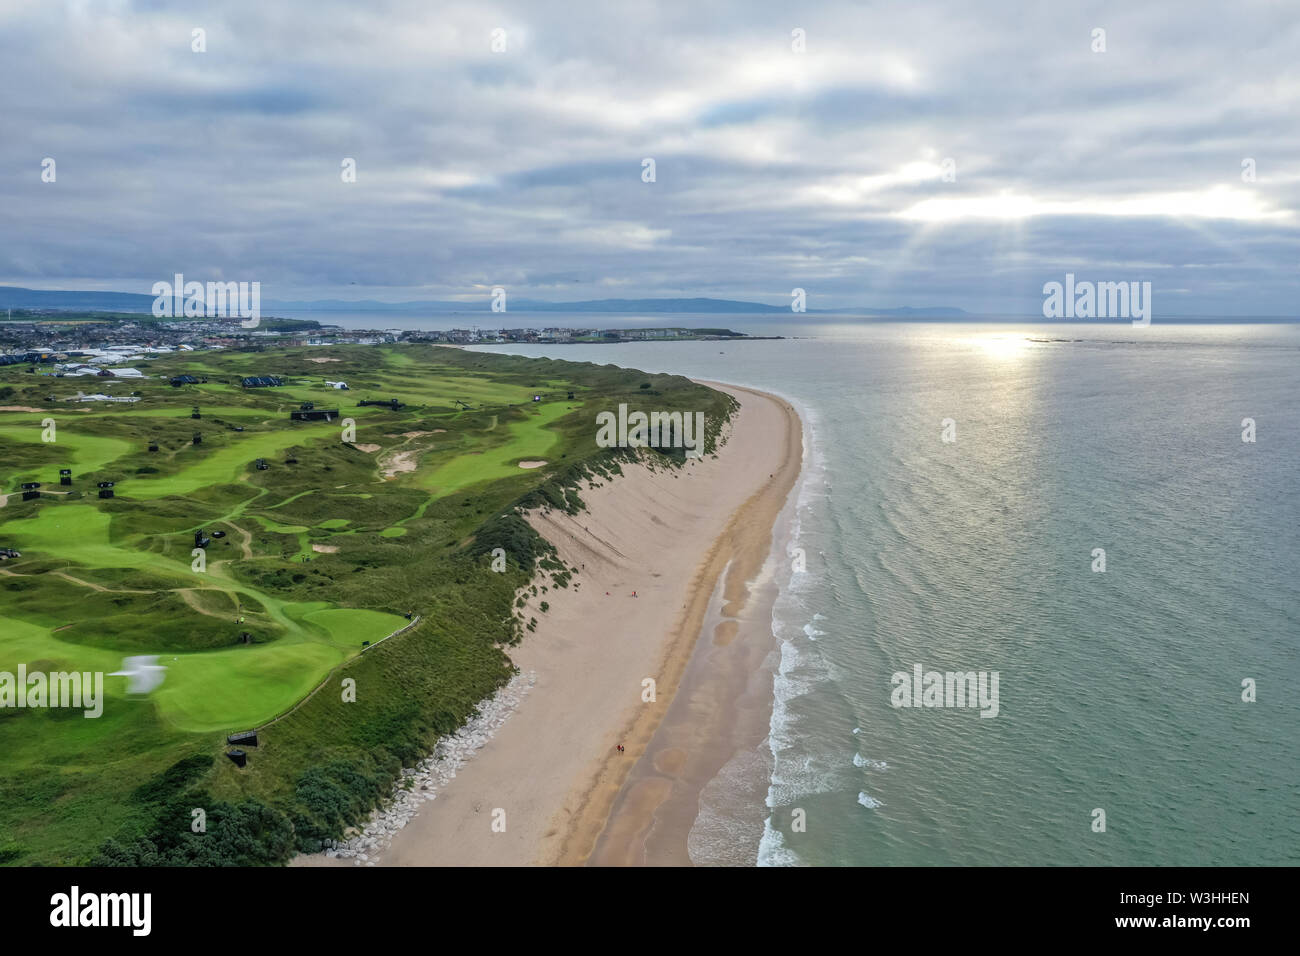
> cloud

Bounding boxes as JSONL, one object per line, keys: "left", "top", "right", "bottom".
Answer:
{"left": 0, "top": 0, "right": 1297, "bottom": 314}
{"left": 897, "top": 186, "right": 1293, "bottom": 223}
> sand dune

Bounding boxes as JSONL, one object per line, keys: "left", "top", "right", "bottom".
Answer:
{"left": 295, "top": 382, "right": 801, "bottom": 867}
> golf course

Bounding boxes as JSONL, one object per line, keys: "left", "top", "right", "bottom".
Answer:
{"left": 0, "top": 343, "right": 734, "bottom": 865}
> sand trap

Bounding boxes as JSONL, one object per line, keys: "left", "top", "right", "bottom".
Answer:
{"left": 354, "top": 443, "right": 381, "bottom": 453}
{"left": 307, "top": 357, "right": 340, "bottom": 363}
{"left": 311, "top": 543, "right": 339, "bottom": 553}
{"left": 518, "top": 460, "right": 548, "bottom": 469}
{"left": 299, "top": 385, "right": 803, "bottom": 870}
{"left": 401, "top": 431, "right": 433, "bottom": 438}
{"left": 380, "top": 449, "right": 419, "bottom": 478}
{"left": 0, "top": 406, "right": 50, "bottom": 412}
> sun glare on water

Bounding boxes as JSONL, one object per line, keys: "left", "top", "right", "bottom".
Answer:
{"left": 969, "top": 333, "right": 1032, "bottom": 360}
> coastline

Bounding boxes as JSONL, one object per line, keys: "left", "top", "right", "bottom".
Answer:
{"left": 552, "top": 382, "right": 803, "bottom": 866}
{"left": 293, "top": 381, "right": 802, "bottom": 866}
{"left": 584, "top": 384, "right": 804, "bottom": 865}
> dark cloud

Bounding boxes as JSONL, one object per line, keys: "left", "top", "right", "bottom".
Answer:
{"left": 0, "top": 0, "right": 1296, "bottom": 314}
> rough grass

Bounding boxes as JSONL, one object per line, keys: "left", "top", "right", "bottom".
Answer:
{"left": 0, "top": 343, "right": 735, "bottom": 864}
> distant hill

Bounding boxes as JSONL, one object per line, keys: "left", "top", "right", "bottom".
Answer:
{"left": 0, "top": 287, "right": 157, "bottom": 311}
{"left": 0, "top": 286, "right": 969, "bottom": 317}
{"left": 260, "top": 296, "right": 798, "bottom": 313}
{"left": 510, "top": 297, "right": 792, "bottom": 313}
{"left": 260, "top": 296, "right": 971, "bottom": 316}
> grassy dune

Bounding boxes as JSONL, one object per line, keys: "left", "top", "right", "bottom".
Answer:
{"left": 0, "top": 343, "right": 735, "bottom": 864}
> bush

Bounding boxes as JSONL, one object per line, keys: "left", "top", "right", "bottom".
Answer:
{"left": 93, "top": 796, "right": 294, "bottom": 866}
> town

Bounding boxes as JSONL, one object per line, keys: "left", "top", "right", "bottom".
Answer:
{"left": 0, "top": 311, "right": 770, "bottom": 374}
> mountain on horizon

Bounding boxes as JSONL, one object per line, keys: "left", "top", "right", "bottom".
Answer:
{"left": 0, "top": 286, "right": 970, "bottom": 317}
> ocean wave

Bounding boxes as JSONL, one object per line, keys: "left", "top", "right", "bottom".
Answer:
{"left": 857, "top": 791, "right": 883, "bottom": 809}
{"left": 758, "top": 393, "right": 840, "bottom": 864}
{"left": 770, "top": 640, "right": 810, "bottom": 717}
{"left": 687, "top": 745, "right": 771, "bottom": 867}
{"left": 756, "top": 815, "right": 805, "bottom": 867}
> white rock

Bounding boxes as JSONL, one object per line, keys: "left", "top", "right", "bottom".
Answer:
{"left": 322, "top": 672, "right": 534, "bottom": 860}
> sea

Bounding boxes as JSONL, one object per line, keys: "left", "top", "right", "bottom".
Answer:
{"left": 300, "top": 312, "right": 1300, "bottom": 866}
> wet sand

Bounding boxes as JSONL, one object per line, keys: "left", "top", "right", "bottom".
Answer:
{"left": 295, "top": 382, "right": 802, "bottom": 866}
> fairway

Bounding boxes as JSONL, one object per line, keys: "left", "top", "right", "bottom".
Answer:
{"left": 126, "top": 420, "right": 343, "bottom": 498}
{"left": 0, "top": 342, "right": 734, "bottom": 864}
{"left": 3, "top": 504, "right": 164, "bottom": 570}
{"left": 0, "top": 426, "right": 133, "bottom": 487}
{"left": 417, "top": 400, "right": 569, "bottom": 493}
{"left": 0, "top": 346, "right": 582, "bottom": 745}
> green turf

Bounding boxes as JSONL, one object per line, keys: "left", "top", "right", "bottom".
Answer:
{"left": 0, "top": 343, "right": 737, "bottom": 864}
{"left": 0, "top": 426, "right": 134, "bottom": 490}
{"left": 415, "top": 400, "right": 569, "bottom": 493}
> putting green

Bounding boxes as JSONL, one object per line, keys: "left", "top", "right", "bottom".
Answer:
{"left": 299, "top": 607, "right": 403, "bottom": 647}
{"left": 0, "top": 496, "right": 407, "bottom": 732}
{"left": 416, "top": 402, "right": 568, "bottom": 494}
{"left": 0, "top": 607, "right": 403, "bottom": 734}
{"left": 253, "top": 516, "right": 310, "bottom": 534}
{"left": 153, "top": 644, "right": 345, "bottom": 732}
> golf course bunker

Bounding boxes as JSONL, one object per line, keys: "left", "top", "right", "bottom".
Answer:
{"left": 354, "top": 443, "right": 381, "bottom": 453}
{"left": 380, "top": 449, "right": 419, "bottom": 478}
{"left": 518, "top": 460, "right": 548, "bottom": 468}
{"left": 312, "top": 543, "right": 339, "bottom": 553}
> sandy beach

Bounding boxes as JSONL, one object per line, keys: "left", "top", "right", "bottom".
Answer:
{"left": 294, "top": 381, "right": 802, "bottom": 866}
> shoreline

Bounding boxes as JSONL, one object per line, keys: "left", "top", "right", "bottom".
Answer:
{"left": 585, "top": 389, "right": 804, "bottom": 865}
{"left": 293, "top": 381, "right": 802, "bottom": 867}
{"left": 571, "top": 383, "right": 803, "bottom": 865}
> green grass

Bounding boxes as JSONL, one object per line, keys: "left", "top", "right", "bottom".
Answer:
{"left": 415, "top": 400, "right": 570, "bottom": 493}
{"left": 0, "top": 343, "right": 736, "bottom": 864}
{"left": 124, "top": 422, "right": 342, "bottom": 498}
{"left": 0, "top": 426, "right": 134, "bottom": 490}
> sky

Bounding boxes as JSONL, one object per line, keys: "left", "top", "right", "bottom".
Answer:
{"left": 2, "top": 0, "right": 1298, "bottom": 315}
